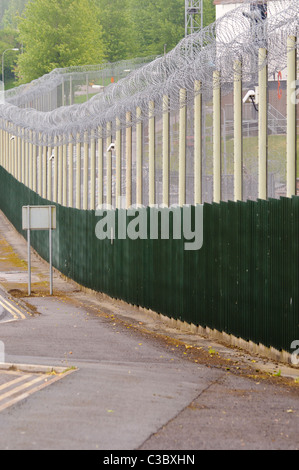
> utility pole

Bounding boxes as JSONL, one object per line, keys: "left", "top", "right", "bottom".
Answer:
{"left": 185, "top": 0, "right": 203, "bottom": 37}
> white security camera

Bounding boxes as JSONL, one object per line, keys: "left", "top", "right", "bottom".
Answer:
{"left": 243, "top": 89, "right": 256, "bottom": 104}
{"left": 107, "top": 142, "right": 116, "bottom": 152}
{"left": 49, "top": 154, "right": 55, "bottom": 161}
{"left": 243, "top": 86, "right": 259, "bottom": 110}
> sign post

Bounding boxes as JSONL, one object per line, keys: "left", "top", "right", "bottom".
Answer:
{"left": 22, "top": 206, "right": 56, "bottom": 296}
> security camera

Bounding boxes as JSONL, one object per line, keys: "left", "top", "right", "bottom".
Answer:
{"left": 10, "top": 136, "right": 15, "bottom": 141}
{"left": 243, "top": 87, "right": 259, "bottom": 111}
{"left": 107, "top": 142, "right": 115, "bottom": 152}
{"left": 49, "top": 154, "right": 55, "bottom": 161}
{"left": 243, "top": 89, "right": 256, "bottom": 104}
{"left": 243, "top": 86, "right": 259, "bottom": 111}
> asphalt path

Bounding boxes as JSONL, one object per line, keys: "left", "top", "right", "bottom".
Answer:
{"left": 0, "top": 296, "right": 223, "bottom": 450}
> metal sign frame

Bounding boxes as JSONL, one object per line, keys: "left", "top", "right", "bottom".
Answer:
{"left": 22, "top": 206, "right": 56, "bottom": 296}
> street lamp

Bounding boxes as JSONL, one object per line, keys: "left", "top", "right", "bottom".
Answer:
{"left": 2, "top": 48, "right": 19, "bottom": 91}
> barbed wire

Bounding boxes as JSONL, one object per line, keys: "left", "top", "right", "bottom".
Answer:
{"left": 0, "top": 0, "right": 297, "bottom": 146}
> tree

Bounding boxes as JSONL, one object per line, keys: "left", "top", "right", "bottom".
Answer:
{"left": 127, "top": 0, "right": 185, "bottom": 58}
{"left": 95, "top": 0, "right": 215, "bottom": 62}
{"left": 124, "top": 0, "right": 215, "bottom": 59}
{"left": 16, "top": 0, "right": 106, "bottom": 83}
{"left": 0, "top": 1, "right": 11, "bottom": 27}
{"left": 1, "top": 0, "right": 28, "bottom": 30}
{"left": 0, "top": 29, "right": 20, "bottom": 88}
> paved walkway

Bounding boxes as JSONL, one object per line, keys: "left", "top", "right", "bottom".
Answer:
{"left": 0, "top": 209, "right": 298, "bottom": 450}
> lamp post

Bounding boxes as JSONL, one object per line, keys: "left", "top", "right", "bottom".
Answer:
{"left": 2, "top": 48, "right": 19, "bottom": 91}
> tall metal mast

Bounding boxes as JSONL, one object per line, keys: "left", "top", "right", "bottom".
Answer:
{"left": 185, "top": 0, "right": 203, "bottom": 36}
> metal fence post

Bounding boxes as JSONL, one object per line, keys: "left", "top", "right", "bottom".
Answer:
{"left": 83, "top": 131, "right": 89, "bottom": 210}
{"left": 5, "top": 125, "right": 10, "bottom": 175}
{"left": 37, "top": 132, "right": 41, "bottom": 195}
{"left": 98, "top": 127, "right": 103, "bottom": 208}
{"left": 287, "top": 35, "right": 297, "bottom": 198}
{"left": 149, "top": 101, "right": 155, "bottom": 206}
{"left": 17, "top": 127, "right": 21, "bottom": 182}
{"left": 90, "top": 130, "right": 96, "bottom": 210}
{"left": 234, "top": 60, "right": 243, "bottom": 202}
{"left": 76, "top": 133, "right": 81, "bottom": 209}
{"left": 21, "top": 129, "right": 26, "bottom": 184}
{"left": 29, "top": 130, "right": 33, "bottom": 190}
{"left": 126, "top": 112, "right": 132, "bottom": 208}
{"left": 68, "top": 140, "right": 74, "bottom": 207}
{"left": 106, "top": 122, "right": 112, "bottom": 206}
{"left": 163, "top": 95, "right": 170, "bottom": 207}
{"left": 213, "top": 71, "right": 221, "bottom": 204}
{"left": 12, "top": 126, "right": 16, "bottom": 178}
{"left": 4, "top": 126, "right": 7, "bottom": 171}
{"left": 42, "top": 138, "right": 47, "bottom": 199}
{"left": 33, "top": 132, "right": 37, "bottom": 192}
{"left": 53, "top": 137, "right": 58, "bottom": 203}
{"left": 6, "top": 126, "right": 9, "bottom": 173}
{"left": 25, "top": 131, "right": 29, "bottom": 188}
{"left": 194, "top": 81, "right": 202, "bottom": 205}
{"left": 116, "top": 118, "right": 122, "bottom": 209}
{"left": 0, "top": 122, "right": 2, "bottom": 168}
{"left": 58, "top": 141, "right": 63, "bottom": 205}
{"left": 47, "top": 137, "right": 52, "bottom": 201}
{"left": 136, "top": 107, "right": 143, "bottom": 206}
{"left": 63, "top": 141, "right": 67, "bottom": 206}
{"left": 179, "top": 89, "right": 186, "bottom": 207}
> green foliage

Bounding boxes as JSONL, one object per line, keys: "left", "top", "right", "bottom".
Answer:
{"left": 96, "top": 0, "right": 215, "bottom": 60}
{"left": 203, "top": 0, "right": 216, "bottom": 28}
{"left": 1, "top": 0, "right": 28, "bottom": 29}
{"left": 0, "top": 1, "right": 11, "bottom": 26}
{"left": 0, "top": 29, "right": 20, "bottom": 86}
{"left": 16, "top": 0, "right": 105, "bottom": 83}
{"left": 127, "top": 0, "right": 185, "bottom": 57}
{"left": 97, "top": 0, "right": 134, "bottom": 62}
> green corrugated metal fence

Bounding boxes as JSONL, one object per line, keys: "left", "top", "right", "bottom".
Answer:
{"left": 0, "top": 166, "right": 298, "bottom": 353}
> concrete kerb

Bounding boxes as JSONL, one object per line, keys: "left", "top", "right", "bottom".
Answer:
{"left": 77, "top": 284, "right": 299, "bottom": 377}
{"left": 0, "top": 362, "right": 77, "bottom": 375}
{"left": 159, "top": 313, "right": 296, "bottom": 367}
